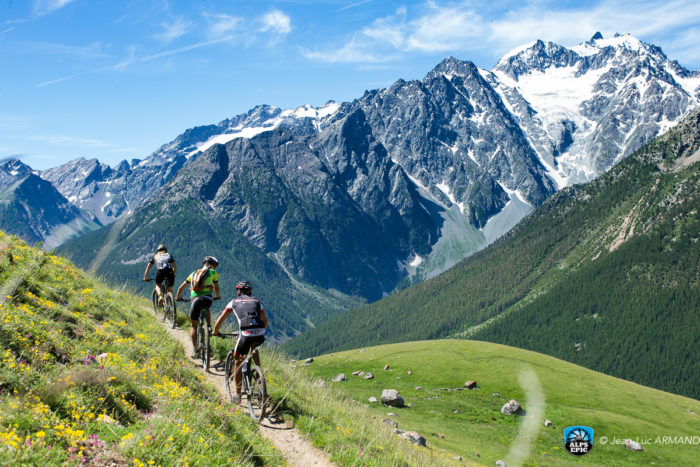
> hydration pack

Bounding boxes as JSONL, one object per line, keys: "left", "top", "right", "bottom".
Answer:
{"left": 190, "top": 267, "right": 210, "bottom": 293}
{"left": 234, "top": 297, "right": 263, "bottom": 330}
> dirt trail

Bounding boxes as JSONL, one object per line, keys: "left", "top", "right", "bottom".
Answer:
{"left": 160, "top": 320, "right": 333, "bottom": 466}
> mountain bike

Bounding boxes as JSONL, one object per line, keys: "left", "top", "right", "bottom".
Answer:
{"left": 217, "top": 332, "right": 267, "bottom": 422}
{"left": 145, "top": 278, "right": 176, "bottom": 327}
{"left": 179, "top": 297, "right": 213, "bottom": 371}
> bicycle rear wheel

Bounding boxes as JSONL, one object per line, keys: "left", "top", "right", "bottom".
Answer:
{"left": 200, "top": 323, "right": 210, "bottom": 371}
{"left": 246, "top": 364, "right": 267, "bottom": 422}
{"left": 164, "top": 293, "right": 176, "bottom": 328}
{"left": 224, "top": 353, "right": 237, "bottom": 403}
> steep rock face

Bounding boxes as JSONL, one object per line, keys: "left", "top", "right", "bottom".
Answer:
{"left": 342, "top": 56, "right": 555, "bottom": 226}
{"left": 0, "top": 160, "right": 100, "bottom": 248}
{"left": 143, "top": 110, "right": 440, "bottom": 299}
{"left": 491, "top": 33, "right": 700, "bottom": 184}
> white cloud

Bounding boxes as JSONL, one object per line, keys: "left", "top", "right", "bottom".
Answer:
{"left": 153, "top": 17, "right": 192, "bottom": 43}
{"left": 305, "top": 0, "right": 700, "bottom": 66}
{"left": 205, "top": 13, "right": 242, "bottom": 39}
{"left": 302, "top": 36, "right": 397, "bottom": 64}
{"left": 339, "top": 0, "right": 374, "bottom": 12}
{"left": 33, "top": 0, "right": 76, "bottom": 16}
{"left": 260, "top": 9, "right": 292, "bottom": 36}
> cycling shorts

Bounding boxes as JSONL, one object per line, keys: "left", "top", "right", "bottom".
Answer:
{"left": 155, "top": 268, "right": 174, "bottom": 288}
{"left": 234, "top": 334, "right": 265, "bottom": 358}
{"left": 189, "top": 295, "right": 213, "bottom": 321}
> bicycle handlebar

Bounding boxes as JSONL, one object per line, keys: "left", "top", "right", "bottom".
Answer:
{"left": 144, "top": 278, "right": 153, "bottom": 282}
{"left": 215, "top": 332, "right": 240, "bottom": 338}
{"left": 177, "top": 297, "right": 221, "bottom": 302}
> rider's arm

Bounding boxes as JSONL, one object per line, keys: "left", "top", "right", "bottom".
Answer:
{"left": 175, "top": 280, "right": 188, "bottom": 300}
{"left": 172, "top": 260, "right": 177, "bottom": 276}
{"left": 143, "top": 261, "right": 153, "bottom": 281}
{"left": 213, "top": 281, "right": 221, "bottom": 300}
{"left": 213, "top": 308, "right": 231, "bottom": 335}
{"left": 260, "top": 308, "right": 268, "bottom": 329}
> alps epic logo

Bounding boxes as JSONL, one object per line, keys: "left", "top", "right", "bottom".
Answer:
{"left": 564, "top": 426, "right": 594, "bottom": 455}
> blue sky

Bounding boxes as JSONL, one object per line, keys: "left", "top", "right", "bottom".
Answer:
{"left": 2, "top": 0, "right": 699, "bottom": 170}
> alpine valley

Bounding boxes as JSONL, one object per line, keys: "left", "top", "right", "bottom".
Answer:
{"left": 4, "top": 33, "right": 697, "bottom": 344}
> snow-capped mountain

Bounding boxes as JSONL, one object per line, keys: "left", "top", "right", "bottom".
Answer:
{"left": 489, "top": 33, "right": 700, "bottom": 184}
{"left": 40, "top": 102, "right": 340, "bottom": 224}
{"left": 41, "top": 33, "right": 700, "bottom": 294}
{"left": 0, "top": 160, "right": 101, "bottom": 248}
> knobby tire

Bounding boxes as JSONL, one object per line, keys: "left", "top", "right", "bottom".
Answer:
{"left": 224, "top": 352, "right": 236, "bottom": 402}
{"left": 200, "top": 323, "right": 210, "bottom": 371}
{"left": 151, "top": 289, "right": 158, "bottom": 315}
{"left": 247, "top": 364, "right": 267, "bottom": 422}
{"left": 164, "top": 292, "right": 176, "bottom": 328}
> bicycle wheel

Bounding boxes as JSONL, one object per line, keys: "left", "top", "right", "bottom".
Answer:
{"left": 246, "top": 364, "right": 267, "bottom": 422}
{"left": 151, "top": 289, "right": 158, "bottom": 314}
{"left": 164, "top": 293, "right": 176, "bottom": 328}
{"left": 200, "top": 323, "right": 210, "bottom": 371}
{"left": 224, "top": 352, "right": 237, "bottom": 402}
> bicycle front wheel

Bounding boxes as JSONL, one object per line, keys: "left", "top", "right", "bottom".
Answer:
{"left": 151, "top": 289, "right": 159, "bottom": 314}
{"left": 224, "top": 353, "right": 237, "bottom": 403}
{"left": 200, "top": 324, "right": 210, "bottom": 371}
{"left": 247, "top": 364, "right": 267, "bottom": 422}
{"left": 164, "top": 293, "right": 176, "bottom": 328}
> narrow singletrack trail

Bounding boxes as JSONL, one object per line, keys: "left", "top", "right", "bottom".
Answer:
{"left": 158, "top": 313, "right": 334, "bottom": 466}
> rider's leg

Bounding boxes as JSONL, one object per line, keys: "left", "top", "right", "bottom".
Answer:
{"left": 155, "top": 282, "right": 165, "bottom": 305}
{"left": 251, "top": 348, "right": 261, "bottom": 367}
{"left": 190, "top": 319, "right": 198, "bottom": 350}
{"left": 233, "top": 354, "right": 245, "bottom": 398}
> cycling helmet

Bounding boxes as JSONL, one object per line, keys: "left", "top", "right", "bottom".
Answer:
{"left": 203, "top": 256, "right": 219, "bottom": 266}
{"left": 236, "top": 280, "right": 252, "bottom": 291}
{"left": 157, "top": 244, "right": 167, "bottom": 252}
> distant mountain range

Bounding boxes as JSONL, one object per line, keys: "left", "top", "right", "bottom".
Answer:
{"left": 0, "top": 159, "right": 100, "bottom": 248}
{"left": 283, "top": 108, "right": 700, "bottom": 399}
{"left": 3, "top": 33, "right": 698, "bottom": 339}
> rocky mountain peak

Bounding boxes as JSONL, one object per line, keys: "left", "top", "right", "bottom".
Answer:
{"left": 428, "top": 56, "right": 479, "bottom": 80}
{"left": 0, "top": 159, "right": 32, "bottom": 181}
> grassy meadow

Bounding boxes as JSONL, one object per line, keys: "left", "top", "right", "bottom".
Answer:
{"left": 300, "top": 340, "right": 700, "bottom": 466}
{"left": 0, "top": 231, "right": 453, "bottom": 466}
{"left": 0, "top": 231, "right": 283, "bottom": 466}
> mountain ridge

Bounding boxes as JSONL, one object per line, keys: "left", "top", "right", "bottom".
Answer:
{"left": 282, "top": 108, "right": 700, "bottom": 399}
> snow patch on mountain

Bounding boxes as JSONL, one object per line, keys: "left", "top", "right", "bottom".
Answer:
{"left": 187, "top": 102, "right": 340, "bottom": 158}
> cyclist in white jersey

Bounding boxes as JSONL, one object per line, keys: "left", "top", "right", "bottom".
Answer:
{"left": 213, "top": 281, "right": 268, "bottom": 403}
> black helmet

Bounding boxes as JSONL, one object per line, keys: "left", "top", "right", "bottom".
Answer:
{"left": 203, "top": 256, "right": 219, "bottom": 266}
{"left": 157, "top": 244, "right": 167, "bottom": 252}
{"left": 236, "top": 280, "right": 252, "bottom": 291}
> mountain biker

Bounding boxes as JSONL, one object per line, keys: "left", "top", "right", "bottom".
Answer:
{"left": 176, "top": 256, "right": 221, "bottom": 358}
{"left": 213, "top": 280, "right": 268, "bottom": 404}
{"left": 143, "top": 244, "right": 177, "bottom": 306}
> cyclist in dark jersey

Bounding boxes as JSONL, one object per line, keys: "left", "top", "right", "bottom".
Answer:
{"left": 143, "top": 244, "right": 177, "bottom": 306}
{"left": 176, "top": 256, "right": 221, "bottom": 358}
{"left": 213, "top": 280, "right": 268, "bottom": 403}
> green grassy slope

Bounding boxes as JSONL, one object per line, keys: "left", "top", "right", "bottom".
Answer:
{"left": 0, "top": 230, "right": 282, "bottom": 465}
{"left": 0, "top": 231, "right": 457, "bottom": 466}
{"left": 303, "top": 340, "right": 700, "bottom": 466}
{"left": 283, "top": 110, "right": 700, "bottom": 399}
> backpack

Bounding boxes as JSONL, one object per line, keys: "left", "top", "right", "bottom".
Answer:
{"left": 234, "top": 297, "right": 263, "bottom": 330}
{"left": 190, "top": 267, "right": 210, "bottom": 293}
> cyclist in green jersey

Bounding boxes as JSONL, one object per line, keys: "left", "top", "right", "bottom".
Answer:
{"left": 176, "top": 256, "right": 221, "bottom": 358}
